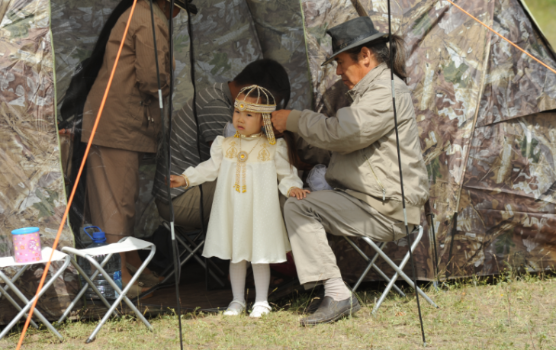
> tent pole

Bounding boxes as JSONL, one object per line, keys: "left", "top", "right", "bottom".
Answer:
{"left": 168, "top": 1, "right": 185, "bottom": 349}
{"left": 183, "top": 2, "right": 208, "bottom": 292}
{"left": 148, "top": 0, "right": 184, "bottom": 348}
{"left": 386, "top": 0, "right": 427, "bottom": 346}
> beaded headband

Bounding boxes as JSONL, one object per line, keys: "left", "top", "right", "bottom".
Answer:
{"left": 234, "top": 85, "right": 277, "bottom": 113}
{"left": 234, "top": 85, "right": 277, "bottom": 145}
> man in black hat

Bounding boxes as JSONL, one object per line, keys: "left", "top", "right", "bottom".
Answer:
{"left": 271, "top": 17, "right": 429, "bottom": 326}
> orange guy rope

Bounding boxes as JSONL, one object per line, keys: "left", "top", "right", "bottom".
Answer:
{"left": 446, "top": 0, "right": 556, "bottom": 75}
{"left": 15, "top": 1, "right": 139, "bottom": 348}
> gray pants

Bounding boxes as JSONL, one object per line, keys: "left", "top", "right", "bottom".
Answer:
{"left": 156, "top": 181, "right": 217, "bottom": 230}
{"left": 284, "top": 190, "right": 412, "bottom": 285}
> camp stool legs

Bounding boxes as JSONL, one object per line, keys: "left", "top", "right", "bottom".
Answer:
{"left": 0, "top": 248, "right": 71, "bottom": 341}
{"left": 60, "top": 237, "right": 156, "bottom": 343}
{"left": 345, "top": 240, "right": 407, "bottom": 298}
{"left": 157, "top": 223, "right": 225, "bottom": 288}
{"left": 0, "top": 264, "right": 41, "bottom": 329}
{"left": 343, "top": 225, "right": 438, "bottom": 314}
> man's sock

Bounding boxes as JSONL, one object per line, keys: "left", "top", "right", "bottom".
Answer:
{"left": 228, "top": 261, "right": 247, "bottom": 311}
{"left": 252, "top": 263, "right": 270, "bottom": 304}
{"left": 324, "top": 277, "right": 351, "bottom": 301}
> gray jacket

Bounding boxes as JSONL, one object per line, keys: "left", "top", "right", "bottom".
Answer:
{"left": 286, "top": 63, "right": 429, "bottom": 224}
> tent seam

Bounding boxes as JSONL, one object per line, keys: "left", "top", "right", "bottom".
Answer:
{"left": 47, "top": 0, "right": 74, "bottom": 248}
{"left": 298, "top": 0, "right": 315, "bottom": 110}
{"left": 453, "top": 1, "right": 494, "bottom": 214}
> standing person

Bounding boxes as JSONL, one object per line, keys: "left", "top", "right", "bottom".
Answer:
{"left": 153, "top": 59, "right": 292, "bottom": 230}
{"left": 80, "top": 0, "right": 185, "bottom": 296}
{"left": 271, "top": 17, "right": 429, "bottom": 325}
{"left": 168, "top": 86, "right": 309, "bottom": 317}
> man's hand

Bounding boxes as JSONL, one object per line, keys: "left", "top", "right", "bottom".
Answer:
{"left": 169, "top": 175, "right": 186, "bottom": 188}
{"left": 289, "top": 187, "right": 311, "bottom": 200}
{"left": 271, "top": 109, "right": 291, "bottom": 133}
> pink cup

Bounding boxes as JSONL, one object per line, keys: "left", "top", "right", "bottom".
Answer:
{"left": 12, "top": 227, "right": 42, "bottom": 263}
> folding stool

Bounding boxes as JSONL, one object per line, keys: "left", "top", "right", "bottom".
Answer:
{"left": 0, "top": 247, "right": 71, "bottom": 340}
{"left": 58, "top": 237, "right": 155, "bottom": 343}
{"left": 344, "top": 225, "right": 438, "bottom": 314}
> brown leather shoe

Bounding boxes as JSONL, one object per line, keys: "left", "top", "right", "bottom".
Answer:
{"left": 121, "top": 279, "right": 154, "bottom": 300}
{"left": 300, "top": 294, "right": 361, "bottom": 326}
{"left": 126, "top": 263, "right": 163, "bottom": 287}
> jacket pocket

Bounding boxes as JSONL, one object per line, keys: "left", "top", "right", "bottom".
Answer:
{"left": 128, "top": 86, "right": 146, "bottom": 122}
{"left": 361, "top": 150, "right": 387, "bottom": 201}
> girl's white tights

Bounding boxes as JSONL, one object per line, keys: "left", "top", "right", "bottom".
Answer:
{"left": 252, "top": 263, "right": 270, "bottom": 303}
{"left": 228, "top": 261, "right": 270, "bottom": 312}
{"left": 228, "top": 261, "right": 247, "bottom": 312}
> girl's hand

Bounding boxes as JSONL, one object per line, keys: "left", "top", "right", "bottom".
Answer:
{"left": 169, "top": 175, "right": 186, "bottom": 188}
{"left": 289, "top": 187, "right": 311, "bottom": 200}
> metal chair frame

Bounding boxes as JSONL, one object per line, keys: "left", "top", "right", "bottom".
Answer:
{"left": 0, "top": 248, "right": 71, "bottom": 341}
{"left": 343, "top": 225, "right": 438, "bottom": 314}
{"left": 59, "top": 237, "right": 156, "bottom": 343}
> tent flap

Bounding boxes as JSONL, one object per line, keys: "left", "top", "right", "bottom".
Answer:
{"left": 0, "top": 0, "right": 76, "bottom": 325}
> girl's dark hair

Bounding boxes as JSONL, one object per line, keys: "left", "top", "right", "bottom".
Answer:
{"left": 236, "top": 66, "right": 297, "bottom": 167}
{"left": 345, "top": 34, "right": 407, "bottom": 80}
{"left": 60, "top": 0, "right": 135, "bottom": 125}
{"left": 239, "top": 91, "right": 299, "bottom": 167}
{"left": 233, "top": 59, "right": 291, "bottom": 110}
{"left": 280, "top": 131, "right": 299, "bottom": 168}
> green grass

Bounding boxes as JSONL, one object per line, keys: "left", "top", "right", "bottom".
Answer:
{"left": 1, "top": 272, "right": 556, "bottom": 349}
{"left": 523, "top": 0, "right": 556, "bottom": 48}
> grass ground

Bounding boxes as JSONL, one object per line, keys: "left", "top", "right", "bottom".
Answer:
{"left": 523, "top": 0, "right": 556, "bottom": 47}
{"left": 1, "top": 272, "right": 555, "bottom": 349}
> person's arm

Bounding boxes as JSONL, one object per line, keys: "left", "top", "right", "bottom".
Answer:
{"left": 274, "top": 139, "right": 306, "bottom": 198}
{"left": 134, "top": 18, "right": 171, "bottom": 97}
{"left": 170, "top": 136, "right": 224, "bottom": 188}
{"left": 280, "top": 84, "right": 396, "bottom": 154}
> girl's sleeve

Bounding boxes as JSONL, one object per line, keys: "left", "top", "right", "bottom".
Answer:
{"left": 182, "top": 136, "right": 224, "bottom": 187}
{"left": 275, "top": 138, "right": 303, "bottom": 197}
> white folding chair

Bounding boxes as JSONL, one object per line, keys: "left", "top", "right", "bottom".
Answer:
{"left": 0, "top": 247, "right": 71, "bottom": 341}
{"left": 58, "top": 237, "right": 156, "bottom": 343}
{"left": 344, "top": 225, "right": 438, "bottom": 314}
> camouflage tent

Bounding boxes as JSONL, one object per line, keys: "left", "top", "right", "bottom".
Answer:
{"left": 1, "top": 0, "right": 555, "bottom": 324}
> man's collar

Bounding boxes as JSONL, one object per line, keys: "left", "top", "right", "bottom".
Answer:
{"left": 347, "top": 63, "right": 388, "bottom": 98}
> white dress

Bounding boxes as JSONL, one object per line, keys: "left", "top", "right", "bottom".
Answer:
{"left": 183, "top": 135, "right": 302, "bottom": 264}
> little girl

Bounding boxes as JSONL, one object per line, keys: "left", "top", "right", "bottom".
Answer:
{"left": 170, "top": 85, "right": 309, "bottom": 317}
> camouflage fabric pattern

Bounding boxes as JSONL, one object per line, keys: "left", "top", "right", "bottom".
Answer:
{"left": 245, "top": 0, "right": 312, "bottom": 110}
{"left": 0, "top": 0, "right": 77, "bottom": 324}
{"left": 3, "top": 0, "right": 556, "bottom": 327}
{"left": 172, "top": 0, "right": 263, "bottom": 109}
{"left": 301, "top": 0, "right": 556, "bottom": 281}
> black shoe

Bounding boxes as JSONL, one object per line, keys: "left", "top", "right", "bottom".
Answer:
{"left": 300, "top": 294, "right": 361, "bottom": 326}
{"left": 304, "top": 288, "right": 325, "bottom": 314}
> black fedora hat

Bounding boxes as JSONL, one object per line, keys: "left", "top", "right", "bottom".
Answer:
{"left": 322, "top": 17, "right": 388, "bottom": 66}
